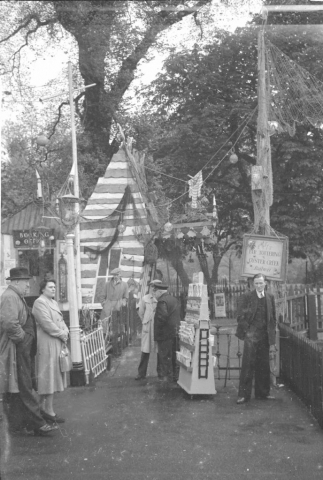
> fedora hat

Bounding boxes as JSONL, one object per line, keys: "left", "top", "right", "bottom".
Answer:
{"left": 6, "top": 267, "right": 32, "bottom": 280}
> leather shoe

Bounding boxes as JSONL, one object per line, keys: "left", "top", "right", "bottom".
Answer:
{"left": 236, "top": 397, "right": 248, "bottom": 404}
{"left": 256, "top": 395, "right": 275, "bottom": 400}
{"left": 135, "top": 375, "right": 145, "bottom": 380}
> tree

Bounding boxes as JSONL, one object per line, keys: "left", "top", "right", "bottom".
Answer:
{"left": 134, "top": 25, "right": 323, "bottom": 282}
{"left": 1, "top": 0, "right": 213, "bottom": 198}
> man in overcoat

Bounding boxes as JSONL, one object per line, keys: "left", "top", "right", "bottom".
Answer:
{"left": 235, "top": 273, "right": 277, "bottom": 404}
{"left": 153, "top": 283, "right": 181, "bottom": 383}
{"left": 135, "top": 279, "right": 161, "bottom": 380}
{"left": 0, "top": 268, "right": 52, "bottom": 435}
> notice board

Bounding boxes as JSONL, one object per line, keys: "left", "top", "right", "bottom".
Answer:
{"left": 241, "top": 234, "right": 288, "bottom": 282}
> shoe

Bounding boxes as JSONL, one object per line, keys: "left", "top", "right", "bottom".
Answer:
{"left": 236, "top": 397, "right": 249, "bottom": 404}
{"left": 135, "top": 375, "right": 146, "bottom": 380}
{"left": 255, "top": 395, "right": 275, "bottom": 400}
{"left": 33, "top": 423, "right": 58, "bottom": 436}
{"left": 157, "top": 377, "right": 168, "bottom": 382}
{"left": 41, "top": 410, "right": 65, "bottom": 423}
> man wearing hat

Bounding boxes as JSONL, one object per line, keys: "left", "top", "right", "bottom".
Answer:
{"left": 101, "top": 268, "right": 129, "bottom": 323}
{"left": 0, "top": 268, "right": 56, "bottom": 435}
{"left": 135, "top": 279, "right": 161, "bottom": 380}
{"left": 153, "top": 283, "right": 181, "bottom": 383}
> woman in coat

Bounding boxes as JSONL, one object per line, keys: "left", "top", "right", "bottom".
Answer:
{"left": 135, "top": 280, "right": 161, "bottom": 380}
{"left": 32, "top": 279, "right": 69, "bottom": 424}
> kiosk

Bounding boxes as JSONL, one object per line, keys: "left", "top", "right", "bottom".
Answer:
{"left": 177, "top": 282, "right": 216, "bottom": 395}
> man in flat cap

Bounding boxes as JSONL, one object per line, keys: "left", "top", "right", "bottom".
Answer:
{"left": 101, "top": 268, "right": 129, "bottom": 323}
{"left": 153, "top": 283, "right": 181, "bottom": 384}
{"left": 0, "top": 268, "right": 56, "bottom": 436}
{"left": 135, "top": 280, "right": 162, "bottom": 380}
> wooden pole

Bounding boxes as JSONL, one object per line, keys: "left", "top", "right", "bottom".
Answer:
{"left": 253, "top": 29, "right": 271, "bottom": 235}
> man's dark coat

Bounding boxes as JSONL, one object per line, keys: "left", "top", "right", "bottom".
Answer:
{"left": 235, "top": 289, "right": 277, "bottom": 345}
{"left": 154, "top": 293, "right": 181, "bottom": 342}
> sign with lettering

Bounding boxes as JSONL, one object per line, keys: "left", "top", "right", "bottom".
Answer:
{"left": 241, "top": 234, "right": 288, "bottom": 282}
{"left": 13, "top": 230, "right": 55, "bottom": 248}
{"left": 214, "top": 293, "right": 226, "bottom": 318}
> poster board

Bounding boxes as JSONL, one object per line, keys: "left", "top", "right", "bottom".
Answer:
{"left": 214, "top": 293, "right": 226, "bottom": 318}
{"left": 241, "top": 234, "right": 288, "bottom": 282}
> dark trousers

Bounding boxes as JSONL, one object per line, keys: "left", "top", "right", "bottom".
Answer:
{"left": 157, "top": 336, "right": 179, "bottom": 381}
{"left": 238, "top": 332, "right": 270, "bottom": 400}
{"left": 3, "top": 333, "right": 44, "bottom": 432}
{"left": 137, "top": 352, "right": 162, "bottom": 378}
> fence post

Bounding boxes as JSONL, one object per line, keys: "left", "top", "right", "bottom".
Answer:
{"left": 308, "top": 293, "right": 318, "bottom": 341}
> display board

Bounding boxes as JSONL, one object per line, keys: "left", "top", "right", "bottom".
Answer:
{"left": 214, "top": 293, "right": 226, "bottom": 318}
{"left": 241, "top": 234, "right": 288, "bottom": 282}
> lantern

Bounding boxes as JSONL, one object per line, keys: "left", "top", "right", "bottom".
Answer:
{"left": 59, "top": 193, "right": 79, "bottom": 227}
{"left": 36, "top": 134, "right": 49, "bottom": 147}
{"left": 229, "top": 150, "right": 238, "bottom": 164}
{"left": 164, "top": 221, "right": 173, "bottom": 232}
{"left": 118, "top": 223, "right": 126, "bottom": 234}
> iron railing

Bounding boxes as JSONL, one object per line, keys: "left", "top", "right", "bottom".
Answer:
{"left": 279, "top": 323, "right": 323, "bottom": 428}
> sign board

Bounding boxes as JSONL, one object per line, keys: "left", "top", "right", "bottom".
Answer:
{"left": 13, "top": 229, "right": 56, "bottom": 248}
{"left": 241, "top": 234, "right": 288, "bottom": 282}
{"left": 214, "top": 293, "right": 226, "bottom": 318}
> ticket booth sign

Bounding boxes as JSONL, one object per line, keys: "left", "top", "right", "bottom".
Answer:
{"left": 13, "top": 230, "right": 55, "bottom": 248}
{"left": 241, "top": 234, "right": 288, "bottom": 282}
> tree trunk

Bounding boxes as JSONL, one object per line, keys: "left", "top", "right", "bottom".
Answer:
{"left": 170, "top": 256, "right": 190, "bottom": 287}
{"left": 211, "top": 252, "right": 222, "bottom": 285}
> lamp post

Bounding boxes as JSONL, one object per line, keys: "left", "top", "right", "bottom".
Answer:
{"left": 59, "top": 192, "right": 85, "bottom": 385}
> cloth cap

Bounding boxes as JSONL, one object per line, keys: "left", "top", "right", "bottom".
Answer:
{"left": 148, "top": 279, "right": 162, "bottom": 286}
{"left": 6, "top": 267, "right": 32, "bottom": 280}
{"left": 153, "top": 283, "right": 168, "bottom": 291}
{"left": 111, "top": 268, "right": 121, "bottom": 275}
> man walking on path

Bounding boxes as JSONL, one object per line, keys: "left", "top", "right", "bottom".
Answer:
{"left": 235, "top": 273, "right": 277, "bottom": 404}
{"left": 153, "top": 283, "right": 181, "bottom": 383}
{"left": 135, "top": 280, "right": 161, "bottom": 380}
{"left": 0, "top": 268, "right": 56, "bottom": 436}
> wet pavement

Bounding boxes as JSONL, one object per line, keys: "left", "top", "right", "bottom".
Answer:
{"left": 1, "top": 340, "right": 323, "bottom": 480}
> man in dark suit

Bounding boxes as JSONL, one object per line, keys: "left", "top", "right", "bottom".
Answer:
{"left": 153, "top": 283, "right": 181, "bottom": 383}
{"left": 235, "top": 273, "right": 277, "bottom": 404}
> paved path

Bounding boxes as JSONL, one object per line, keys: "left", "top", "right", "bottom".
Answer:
{"left": 1, "top": 342, "right": 323, "bottom": 480}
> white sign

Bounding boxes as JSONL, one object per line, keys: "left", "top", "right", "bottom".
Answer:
{"left": 214, "top": 293, "right": 226, "bottom": 318}
{"left": 241, "top": 234, "right": 288, "bottom": 281}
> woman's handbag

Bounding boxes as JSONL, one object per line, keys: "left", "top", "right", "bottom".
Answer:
{"left": 59, "top": 344, "right": 72, "bottom": 373}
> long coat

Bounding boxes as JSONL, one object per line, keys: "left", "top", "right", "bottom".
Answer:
{"left": 235, "top": 289, "right": 277, "bottom": 345}
{"left": 138, "top": 293, "right": 157, "bottom": 353}
{"left": 32, "top": 295, "right": 69, "bottom": 395}
{"left": 101, "top": 279, "right": 129, "bottom": 320}
{"left": 0, "top": 285, "right": 28, "bottom": 393}
{"left": 154, "top": 293, "right": 181, "bottom": 342}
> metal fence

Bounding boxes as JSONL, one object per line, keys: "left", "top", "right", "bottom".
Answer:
{"left": 279, "top": 323, "right": 323, "bottom": 428}
{"left": 81, "top": 325, "right": 107, "bottom": 384}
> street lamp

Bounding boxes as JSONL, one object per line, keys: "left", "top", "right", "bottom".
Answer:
{"left": 59, "top": 192, "right": 84, "bottom": 385}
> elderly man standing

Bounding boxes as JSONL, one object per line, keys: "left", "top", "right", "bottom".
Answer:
{"left": 153, "top": 283, "right": 181, "bottom": 384}
{"left": 0, "top": 268, "right": 56, "bottom": 436}
{"left": 101, "top": 268, "right": 129, "bottom": 321}
{"left": 135, "top": 279, "right": 161, "bottom": 380}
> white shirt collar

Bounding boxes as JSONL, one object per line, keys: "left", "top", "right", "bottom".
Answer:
{"left": 256, "top": 291, "right": 265, "bottom": 298}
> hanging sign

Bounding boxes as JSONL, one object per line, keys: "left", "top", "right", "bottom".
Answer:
{"left": 214, "top": 293, "right": 226, "bottom": 318}
{"left": 13, "top": 230, "right": 55, "bottom": 248}
{"left": 241, "top": 234, "right": 288, "bottom": 282}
